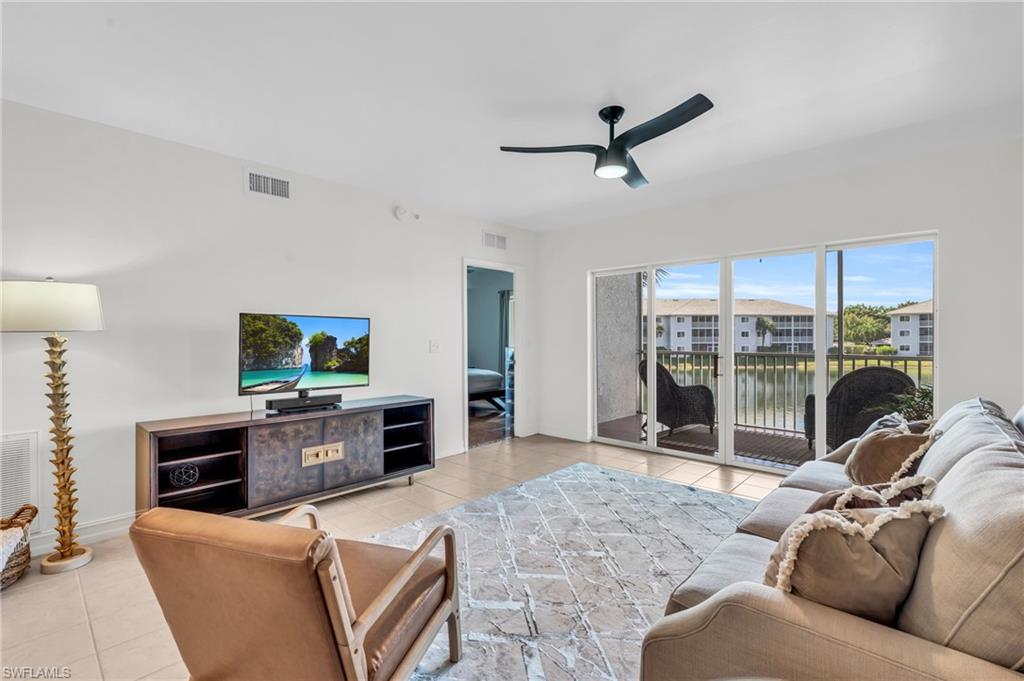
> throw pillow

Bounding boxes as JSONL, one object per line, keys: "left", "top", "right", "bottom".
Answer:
{"left": 805, "top": 475, "right": 937, "bottom": 513}
{"left": 907, "top": 419, "right": 933, "bottom": 434}
{"left": 764, "top": 500, "right": 946, "bottom": 624}
{"left": 843, "top": 429, "right": 934, "bottom": 485}
{"left": 860, "top": 412, "right": 911, "bottom": 438}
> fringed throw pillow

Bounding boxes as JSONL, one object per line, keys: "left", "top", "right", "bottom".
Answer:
{"left": 843, "top": 428, "right": 938, "bottom": 485}
{"left": 763, "top": 500, "right": 945, "bottom": 624}
{"left": 806, "top": 475, "right": 938, "bottom": 513}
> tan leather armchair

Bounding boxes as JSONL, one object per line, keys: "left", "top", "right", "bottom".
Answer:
{"left": 130, "top": 505, "right": 461, "bottom": 681}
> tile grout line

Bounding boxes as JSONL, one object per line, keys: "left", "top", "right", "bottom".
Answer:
{"left": 76, "top": 570, "right": 105, "bottom": 681}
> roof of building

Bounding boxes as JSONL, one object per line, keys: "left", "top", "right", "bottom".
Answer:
{"left": 654, "top": 298, "right": 832, "bottom": 317}
{"left": 888, "top": 299, "right": 933, "bottom": 315}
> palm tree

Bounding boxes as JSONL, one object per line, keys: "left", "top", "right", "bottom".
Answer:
{"left": 755, "top": 317, "right": 776, "bottom": 349}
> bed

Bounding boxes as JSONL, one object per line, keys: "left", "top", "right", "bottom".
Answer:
{"left": 468, "top": 367, "right": 506, "bottom": 411}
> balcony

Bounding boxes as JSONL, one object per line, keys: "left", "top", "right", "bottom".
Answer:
{"left": 598, "top": 350, "right": 933, "bottom": 469}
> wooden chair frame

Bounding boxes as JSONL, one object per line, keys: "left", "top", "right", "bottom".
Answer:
{"left": 277, "top": 505, "right": 462, "bottom": 681}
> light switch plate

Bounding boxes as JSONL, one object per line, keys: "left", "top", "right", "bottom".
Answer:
{"left": 428, "top": 339, "right": 440, "bottom": 353}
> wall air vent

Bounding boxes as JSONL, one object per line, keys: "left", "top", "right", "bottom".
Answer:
{"left": 1, "top": 432, "right": 39, "bottom": 528}
{"left": 482, "top": 232, "right": 507, "bottom": 250}
{"left": 248, "top": 172, "right": 290, "bottom": 199}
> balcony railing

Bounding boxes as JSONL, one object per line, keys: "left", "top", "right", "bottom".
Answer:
{"left": 653, "top": 350, "right": 933, "bottom": 435}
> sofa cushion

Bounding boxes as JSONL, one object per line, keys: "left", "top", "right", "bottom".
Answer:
{"left": 764, "top": 502, "right": 945, "bottom": 625}
{"left": 779, "top": 460, "right": 849, "bottom": 493}
{"left": 897, "top": 442, "right": 1024, "bottom": 669}
{"left": 930, "top": 397, "right": 1005, "bottom": 435}
{"left": 737, "top": 487, "right": 821, "bottom": 541}
{"left": 917, "top": 406, "right": 1022, "bottom": 481}
{"left": 665, "top": 533, "right": 777, "bottom": 615}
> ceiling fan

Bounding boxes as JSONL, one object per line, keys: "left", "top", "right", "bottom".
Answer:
{"left": 500, "top": 93, "right": 713, "bottom": 188}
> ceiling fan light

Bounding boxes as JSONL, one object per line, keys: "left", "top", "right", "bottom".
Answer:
{"left": 594, "top": 160, "right": 628, "bottom": 179}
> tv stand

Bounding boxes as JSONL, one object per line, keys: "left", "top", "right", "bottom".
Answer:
{"left": 135, "top": 395, "right": 434, "bottom": 517}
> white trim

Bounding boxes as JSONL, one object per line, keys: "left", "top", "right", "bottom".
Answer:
{"left": 720, "top": 257, "right": 733, "bottom": 463}
{"left": 815, "top": 244, "right": 829, "bottom": 459}
{"left": 29, "top": 511, "right": 136, "bottom": 555}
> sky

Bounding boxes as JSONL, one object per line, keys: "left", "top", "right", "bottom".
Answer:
{"left": 652, "top": 240, "right": 933, "bottom": 309}
{"left": 282, "top": 315, "right": 369, "bottom": 365}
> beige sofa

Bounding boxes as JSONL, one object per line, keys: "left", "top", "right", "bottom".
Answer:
{"left": 642, "top": 398, "right": 1024, "bottom": 681}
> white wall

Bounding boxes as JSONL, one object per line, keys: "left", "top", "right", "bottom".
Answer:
{"left": 538, "top": 139, "right": 1024, "bottom": 441}
{"left": 1, "top": 102, "right": 538, "bottom": 541}
{"left": 466, "top": 267, "right": 513, "bottom": 374}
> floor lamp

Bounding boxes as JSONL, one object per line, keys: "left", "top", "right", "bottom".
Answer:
{"left": 1, "top": 278, "right": 104, "bottom": 573}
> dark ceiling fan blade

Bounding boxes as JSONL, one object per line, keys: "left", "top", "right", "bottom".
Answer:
{"left": 622, "top": 154, "right": 648, "bottom": 189}
{"left": 612, "top": 93, "right": 713, "bottom": 153}
{"left": 499, "top": 144, "right": 604, "bottom": 156}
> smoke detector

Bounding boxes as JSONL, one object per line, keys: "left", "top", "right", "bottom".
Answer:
{"left": 393, "top": 205, "right": 420, "bottom": 222}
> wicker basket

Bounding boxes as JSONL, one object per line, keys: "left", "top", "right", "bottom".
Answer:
{"left": 1, "top": 504, "right": 38, "bottom": 590}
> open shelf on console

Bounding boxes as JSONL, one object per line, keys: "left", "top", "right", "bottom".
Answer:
{"left": 155, "top": 427, "right": 246, "bottom": 513}
{"left": 382, "top": 403, "right": 431, "bottom": 474}
{"left": 160, "top": 486, "right": 246, "bottom": 515}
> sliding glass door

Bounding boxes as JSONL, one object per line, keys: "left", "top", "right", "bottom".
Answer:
{"left": 731, "top": 251, "right": 818, "bottom": 469}
{"left": 649, "top": 262, "right": 723, "bottom": 459}
{"left": 592, "top": 236, "right": 936, "bottom": 470}
{"left": 824, "top": 239, "right": 935, "bottom": 451}
{"left": 594, "top": 270, "right": 647, "bottom": 446}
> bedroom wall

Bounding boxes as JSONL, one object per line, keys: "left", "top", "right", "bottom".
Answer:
{"left": 537, "top": 137, "right": 1024, "bottom": 441}
{"left": 1, "top": 102, "right": 539, "bottom": 543}
{"left": 467, "top": 267, "right": 514, "bottom": 375}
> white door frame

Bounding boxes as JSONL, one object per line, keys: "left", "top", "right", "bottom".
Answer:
{"left": 462, "top": 257, "right": 520, "bottom": 453}
{"left": 590, "top": 261, "right": 729, "bottom": 465}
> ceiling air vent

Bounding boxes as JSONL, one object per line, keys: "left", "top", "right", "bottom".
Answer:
{"left": 482, "top": 232, "right": 507, "bottom": 250}
{"left": 248, "top": 171, "right": 290, "bottom": 199}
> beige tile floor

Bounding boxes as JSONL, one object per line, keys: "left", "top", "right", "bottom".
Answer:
{"left": 0, "top": 435, "right": 783, "bottom": 680}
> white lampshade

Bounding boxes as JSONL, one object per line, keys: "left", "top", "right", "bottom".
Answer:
{"left": 1, "top": 280, "right": 104, "bottom": 333}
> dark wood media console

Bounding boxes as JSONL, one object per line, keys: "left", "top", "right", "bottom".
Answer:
{"left": 135, "top": 395, "right": 434, "bottom": 517}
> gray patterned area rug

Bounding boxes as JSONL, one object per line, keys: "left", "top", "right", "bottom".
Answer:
{"left": 370, "top": 462, "right": 754, "bottom": 681}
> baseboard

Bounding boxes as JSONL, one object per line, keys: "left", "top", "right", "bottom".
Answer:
{"left": 29, "top": 511, "right": 136, "bottom": 555}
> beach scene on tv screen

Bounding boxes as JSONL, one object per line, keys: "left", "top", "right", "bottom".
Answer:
{"left": 239, "top": 314, "right": 369, "bottom": 394}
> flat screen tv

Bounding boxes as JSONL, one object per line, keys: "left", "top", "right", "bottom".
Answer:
{"left": 238, "top": 313, "right": 370, "bottom": 395}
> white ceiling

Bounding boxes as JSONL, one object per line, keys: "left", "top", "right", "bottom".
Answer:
{"left": 3, "top": 3, "right": 1021, "bottom": 231}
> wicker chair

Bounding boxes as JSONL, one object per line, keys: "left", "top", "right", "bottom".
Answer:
{"left": 639, "top": 360, "right": 716, "bottom": 437}
{"left": 805, "top": 366, "right": 916, "bottom": 450}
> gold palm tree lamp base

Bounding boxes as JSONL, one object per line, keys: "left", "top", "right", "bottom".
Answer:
{"left": 40, "top": 545, "right": 93, "bottom": 574}
{"left": 41, "top": 333, "right": 93, "bottom": 572}
{"left": 0, "top": 280, "right": 104, "bottom": 576}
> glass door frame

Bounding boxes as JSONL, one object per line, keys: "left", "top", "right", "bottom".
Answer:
{"left": 591, "top": 260, "right": 728, "bottom": 465}
{"left": 589, "top": 233, "right": 936, "bottom": 472}
{"left": 591, "top": 266, "right": 650, "bottom": 450}
{"left": 822, "top": 233, "right": 939, "bottom": 460}
{"left": 725, "top": 245, "right": 828, "bottom": 470}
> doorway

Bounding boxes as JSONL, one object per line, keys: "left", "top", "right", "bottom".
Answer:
{"left": 466, "top": 265, "right": 515, "bottom": 448}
